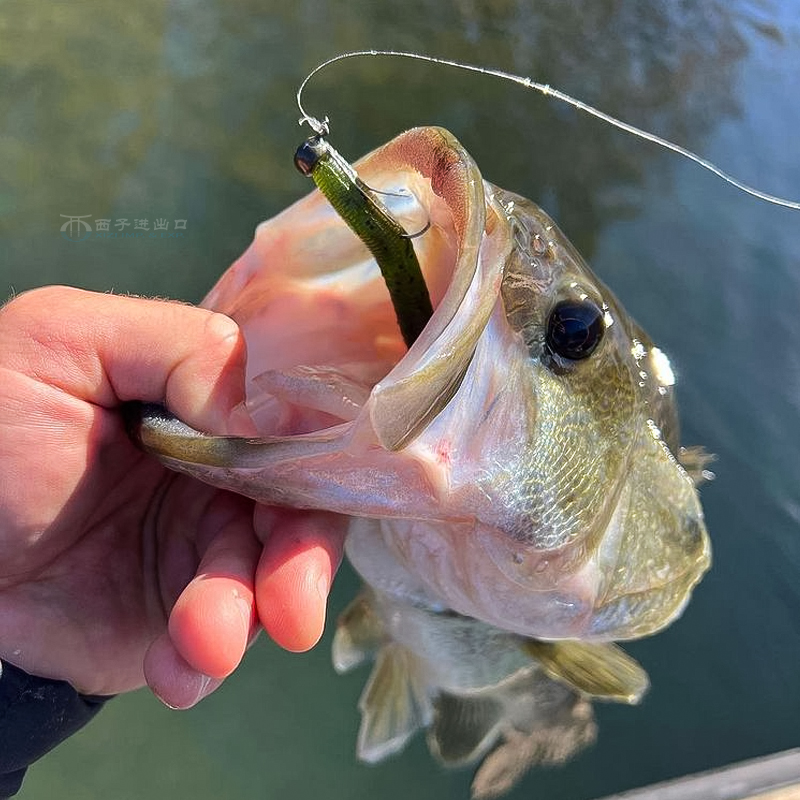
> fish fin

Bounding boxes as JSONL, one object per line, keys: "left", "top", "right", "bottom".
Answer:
{"left": 430, "top": 668, "right": 597, "bottom": 798}
{"left": 427, "top": 692, "right": 505, "bottom": 766}
{"left": 522, "top": 640, "right": 649, "bottom": 703}
{"left": 332, "top": 590, "right": 387, "bottom": 673}
{"left": 356, "top": 643, "right": 433, "bottom": 763}
{"left": 678, "top": 445, "right": 716, "bottom": 486}
{"left": 470, "top": 694, "right": 596, "bottom": 800}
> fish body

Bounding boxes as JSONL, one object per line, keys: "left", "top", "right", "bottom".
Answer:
{"left": 135, "top": 127, "right": 710, "bottom": 794}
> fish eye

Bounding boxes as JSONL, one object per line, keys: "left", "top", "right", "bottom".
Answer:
{"left": 545, "top": 299, "right": 605, "bottom": 360}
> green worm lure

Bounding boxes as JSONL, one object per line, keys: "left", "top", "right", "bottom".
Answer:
{"left": 294, "top": 134, "right": 434, "bottom": 348}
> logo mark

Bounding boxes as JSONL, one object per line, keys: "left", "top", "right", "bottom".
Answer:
{"left": 60, "top": 215, "right": 92, "bottom": 242}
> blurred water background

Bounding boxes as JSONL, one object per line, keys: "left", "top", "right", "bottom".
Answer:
{"left": 2, "top": 1, "right": 799, "bottom": 798}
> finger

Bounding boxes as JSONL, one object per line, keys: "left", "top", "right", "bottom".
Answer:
{"left": 0, "top": 286, "right": 246, "bottom": 433}
{"left": 144, "top": 632, "right": 222, "bottom": 709}
{"left": 254, "top": 508, "right": 347, "bottom": 653}
{"left": 167, "top": 506, "right": 260, "bottom": 680}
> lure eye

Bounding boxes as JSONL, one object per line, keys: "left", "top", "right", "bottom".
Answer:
{"left": 545, "top": 299, "right": 605, "bottom": 360}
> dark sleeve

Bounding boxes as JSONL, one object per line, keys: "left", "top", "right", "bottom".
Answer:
{"left": 0, "top": 660, "right": 112, "bottom": 798}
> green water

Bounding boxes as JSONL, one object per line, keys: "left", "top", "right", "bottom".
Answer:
{"left": 2, "top": 1, "right": 799, "bottom": 798}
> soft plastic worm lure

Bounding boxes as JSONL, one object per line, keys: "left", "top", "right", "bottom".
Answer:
{"left": 294, "top": 133, "right": 433, "bottom": 348}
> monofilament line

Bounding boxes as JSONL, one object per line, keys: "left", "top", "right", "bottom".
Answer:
{"left": 297, "top": 49, "right": 800, "bottom": 212}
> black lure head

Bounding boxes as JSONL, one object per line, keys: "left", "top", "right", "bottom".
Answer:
{"left": 294, "top": 136, "right": 327, "bottom": 176}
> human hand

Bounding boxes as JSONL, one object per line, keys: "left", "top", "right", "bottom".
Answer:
{"left": 0, "top": 286, "right": 346, "bottom": 706}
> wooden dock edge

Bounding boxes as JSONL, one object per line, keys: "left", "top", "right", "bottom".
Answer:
{"left": 595, "top": 749, "right": 800, "bottom": 800}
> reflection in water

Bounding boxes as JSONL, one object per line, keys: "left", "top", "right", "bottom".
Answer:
{"left": 3, "top": 2, "right": 800, "bottom": 800}
{"left": 0, "top": 0, "right": 166, "bottom": 230}
{"left": 1, "top": 1, "right": 748, "bottom": 259}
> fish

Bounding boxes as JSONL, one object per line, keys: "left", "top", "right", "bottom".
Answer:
{"left": 130, "top": 126, "right": 711, "bottom": 797}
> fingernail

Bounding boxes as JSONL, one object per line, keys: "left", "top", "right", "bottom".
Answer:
{"left": 317, "top": 572, "right": 330, "bottom": 602}
{"left": 193, "top": 674, "right": 213, "bottom": 703}
{"left": 154, "top": 672, "right": 216, "bottom": 710}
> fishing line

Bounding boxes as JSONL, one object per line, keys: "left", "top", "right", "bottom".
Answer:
{"left": 297, "top": 49, "right": 800, "bottom": 212}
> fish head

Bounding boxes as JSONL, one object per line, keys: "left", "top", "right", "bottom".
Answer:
{"left": 401, "top": 184, "right": 712, "bottom": 641}
{"left": 142, "top": 127, "right": 710, "bottom": 643}
{"left": 332, "top": 129, "right": 710, "bottom": 642}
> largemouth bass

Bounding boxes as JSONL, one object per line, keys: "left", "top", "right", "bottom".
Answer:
{"left": 131, "top": 127, "right": 711, "bottom": 796}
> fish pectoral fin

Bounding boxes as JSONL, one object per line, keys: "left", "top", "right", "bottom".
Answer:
{"left": 522, "top": 640, "right": 649, "bottom": 704}
{"left": 427, "top": 692, "right": 505, "bottom": 767}
{"left": 332, "top": 590, "right": 387, "bottom": 673}
{"left": 356, "top": 643, "right": 433, "bottom": 763}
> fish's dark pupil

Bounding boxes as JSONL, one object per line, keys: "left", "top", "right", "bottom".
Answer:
{"left": 545, "top": 299, "right": 604, "bottom": 360}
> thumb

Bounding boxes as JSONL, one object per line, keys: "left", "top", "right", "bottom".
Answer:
{"left": 1, "top": 285, "right": 247, "bottom": 433}
{"left": 143, "top": 632, "right": 223, "bottom": 709}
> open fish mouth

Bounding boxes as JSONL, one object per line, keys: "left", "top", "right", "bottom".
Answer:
{"left": 132, "top": 126, "right": 710, "bottom": 644}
